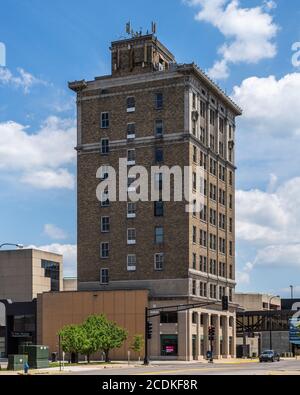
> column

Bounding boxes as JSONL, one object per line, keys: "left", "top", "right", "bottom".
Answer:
{"left": 223, "top": 315, "right": 230, "bottom": 358}
{"left": 178, "top": 310, "right": 192, "bottom": 361}
{"left": 214, "top": 315, "right": 221, "bottom": 359}
{"left": 196, "top": 312, "right": 201, "bottom": 360}
{"left": 230, "top": 316, "right": 237, "bottom": 358}
{"left": 203, "top": 313, "right": 210, "bottom": 358}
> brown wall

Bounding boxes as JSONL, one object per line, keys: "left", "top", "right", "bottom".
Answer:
{"left": 37, "top": 289, "right": 148, "bottom": 360}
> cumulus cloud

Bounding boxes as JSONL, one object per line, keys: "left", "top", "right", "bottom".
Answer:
{"left": 232, "top": 73, "right": 300, "bottom": 136}
{"left": 29, "top": 243, "right": 77, "bottom": 278}
{"left": 186, "top": 0, "right": 278, "bottom": 79}
{"left": 0, "top": 116, "right": 76, "bottom": 190}
{"left": 236, "top": 177, "right": 300, "bottom": 284}
{"left": 43, "top": 224, "right": 68, "bottom": 240}
{"left": 0, "top": 67, "right": 47, "bottom": 93}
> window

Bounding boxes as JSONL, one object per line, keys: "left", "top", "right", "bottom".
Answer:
{"left": 200, "top": 256, "right": 207, "bottom": 272}
{"left": 200, "top": 230, "right": 207, "bottom": 247}
{"left": 127, "top": 202, "right": 136, "bottom": 218}
{"left": 219, "top": 189, "right": 226, "bottom": 206}
{"left": 209, "top": 184, "right": 217, "bottom": 201}
{"left": 101, "top": 217, "right": 110, "bottom": 233}
{"left": 229, "top": 194, "right": 233, "bottom": 209}
{"left": 100, "top": 191, "right": 110, "bottom": 207}
{"left": 219, "top": 118, "right": 224, "bottom": 133}
{"left": 210, "top": 158, "right": 217, "bottom": 176}
{"left": 219, "top": 213, "right": 226, "bottom": 230}
{"left": 127, "top": 97, "right": 135, "bottom": 112}
{"left": 192, "top": 172, "right": 197, "bottom": 191}
{"left": 219, "top": 262, "right": 226, "bottom": 278}
{"left": 100, "top": 243, "right": 109, "bottom": 259}
{"left": 155, "top": 93, "right": 163, "bottom": 109}
{"left": 155, "top": 148, "right": 164, "bottom": 163}
{"left": 127, "top": 228, "right": 136, "bottom": 245}
{"left": 100, "top": 165, "right": 109, "bottom": 180}
{"left": 192, "top": 253, "right": 197, "bottom": 270}
{"left": 192, "top": 120, "right": 197, "bottom": 136}
{"left": 154, "top": 253, "right": 164, "bottom": 271}
{"left": 192, "top": 312, "right": 198, "bottom": 324}
{"left": 210, "top": 109, "right": 215, "bottom": 126}
{"left": 229, "top": 218, "right": 233, "bottom": 233}
{"left": 161, "top": 335, "right": 178, "bottom": 357}
{"left": 41, "top": 260, "right": 60, "bottom": 291}
{"left": 200, "top": 205, "right": 207, "bottom": 222}
{"left": 200, "top": 101, "right": 206, "bottom": 118}
{"left": 101, "top": 138, "right": 109, "bottom": 155}
{"left": 192, "top": 92, "right": 196, "bottom": 109}
{"left": 193, "top": 146, "right": 197, "bottom": 163}
{"left": 219, "top": 142, "right": 224, "bottom": 158}
{"left": 127, "top": 149, "right": 136, "bottom": 164}
{"left": 128, "top": 176, "right": 136, "bottom": 191}
{"left": 127, "top": 123, "right": 136, "bottom": 139}
{"left": 229, "top": 241, "right": 233, "bottom": 256}
{"left": 101, "top": 112, "right": 109, "bottom": 129}
{"left": 210, "top": 133, "right": 215, "bottom": 151}
{"left": 219, "top": 238, "right": 226, "bottom": 254}
{"left": 200, "top": 127, "right": 205, "bottom": 144}
{"left": 210, "top": 209, "right": 217, "bottom": 226}
{"left": 209, "top": 259, "right": 217, "bottom": 275}
{"left": 229, "top": 288, "right": 233, "bottom": 302}
{"left": 229, "top": 171, "right": 233, "bottom": 186}
{"left": 155, "top": 120, "right": 164, "bottom": 138}
{"left": 155, "top": 173, "right": 163, "bottom": 191}
{"left": 160, "top": 312, "right": 178, "bottom": 324}
{"left": 127, "top": 255, "right": 136, "bottom": 272}
{"left": 229, "top": 265, "right": 233, "bottom": 280}
{"left": 192, "top": 280, "right": 197, "bottom": 295}
{"left": 193, "top": 226, "right": 197, "bottom": 244}
{"left": 155, "top": 226, "right": 164, "bottom": 244}
{"left": 219, "top": 165, "right": 225, "bottom": 182}
{"left": 209, "top": 234, "right": 217, "bottom": 251}
{"left": 210, "top": 284, "right": 217, "bottom": 299}
{"left": 154, "top": 201, "right": 164, "bottom": 217}
{"left": 100, "top": 268, "right": 109, "bottom": 284}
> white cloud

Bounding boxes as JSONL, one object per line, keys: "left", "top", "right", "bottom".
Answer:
{"left": 0, "top": 116, "right": 76, "bottom": 190}
{"left": 256, "top": 244, "right": 300, "bottom": 268}
{"left": 0, "top": 67, "right": 47, "bottom": 93}
{"left": 21, "top": 169, "right": 74, "bottom": 190}
{"left": 232, "top": 73, "right": 300, "bottom": 136}
{"left": 43, "top": 224, "right": 68, "bottom": 240}
{"left": 29, "top": 244, "right": 77, "bottom": 278}
{"left": 186, "top": 0, "right": 278, "bottom": 79}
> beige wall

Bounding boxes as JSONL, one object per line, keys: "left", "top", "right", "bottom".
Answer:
{"left": 37, "top": 289, "right": 148, "bottom": 361}
{"left": 63, "top": 278, "right": 77, "bottom": 292}
{"left": 234, "top": 293, "right": 281, "bottom": 311}
{"left": 0, "top": 249, "right": 63, "bottom": 302}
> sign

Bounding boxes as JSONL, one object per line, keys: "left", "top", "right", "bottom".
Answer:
{"left": 11, "top": 332, "right": 32, "bottom": 338}
{"left": 165, "top": 346, "right": 175, "bottom": 354}
{"left": 289, "top": 318, "right": 300, "bottom": 345}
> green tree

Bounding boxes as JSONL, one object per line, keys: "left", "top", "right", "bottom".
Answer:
{"left": 131, "top": 335, "right": 145, "bottom": 361}
{"left": 58, "top": 325, "right": 85, "bottom": 356}
{"left": 83, "top": 315, "right": 128, "bottom": 363}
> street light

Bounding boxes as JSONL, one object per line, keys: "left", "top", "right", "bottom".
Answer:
{"left": 0, "top": 243, "right": 24, "bottom": 249}
{"left": 269, "top": 295, "right": 280, "bottom": 350}
{"left": 290, "top": 285, "right": 294, "bottom": 300}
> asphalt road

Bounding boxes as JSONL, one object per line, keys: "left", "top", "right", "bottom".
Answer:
{"left": 67, "top": 360, "right": 300, "bottom": 376}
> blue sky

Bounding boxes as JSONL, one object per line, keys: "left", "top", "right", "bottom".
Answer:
{"left": 1, "top": 0, "right": 300, "bottom": 296}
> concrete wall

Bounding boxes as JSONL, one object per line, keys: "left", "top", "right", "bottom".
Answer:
{"left": 234, "top": 293, "right": 281, "bottom": 311}
{"left": 0, "top": 249, "right": 63, "bottom": 302}
{"left": 37, "top": 289, "right": 148, "bottom": 361}
{"left": 63, "top": 278, "right": 77, "bottom": 292}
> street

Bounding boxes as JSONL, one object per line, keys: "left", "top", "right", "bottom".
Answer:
{"left": 66, "top": 360, "right": 300, "bottom": 376}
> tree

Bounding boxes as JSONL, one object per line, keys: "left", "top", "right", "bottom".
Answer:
{"left": 58, "top": 325, "right": 85, "bottom": 357}
{"left": 131, "top": 335, "right": 144, "bottom": 361}
{"left": 83, "top": 315, "right": 128, "bottom": 363}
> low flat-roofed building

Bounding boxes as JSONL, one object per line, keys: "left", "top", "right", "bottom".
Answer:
{"left": 234, "top": 293, "right": 281, "bottom": 312}
{"left": 0, "top": 249, "right": 63, "bottom": 303}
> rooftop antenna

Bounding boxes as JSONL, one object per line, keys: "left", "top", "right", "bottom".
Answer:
{"left": 126, "top": 21, "right": 131, "bottom": 35}
{"left": 151, "top": 21, "right": 157, "bottom": 35}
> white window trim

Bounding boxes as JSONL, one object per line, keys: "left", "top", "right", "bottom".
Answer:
{"left": 127, "top": 255, "right": 137, "bottom": 272}
{"left": 101, "top": 217, "right": 110, "bottom": 233}
{"left": 101, "top": 112, "right": 109, "bottom": 129}
{"left": 100, "top": 242, "right": 109, "bottom": 259}
{"left": 154, "top": 253, "right": 164, "bottom": 271}
{"left": 127, "top": 229, "right": 136, "bottom": 245}
{"left": 100, "top": 268, "right": 109, "bottom": 284}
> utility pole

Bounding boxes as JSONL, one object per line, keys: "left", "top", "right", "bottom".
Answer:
{"left": 290, "top": 285, "right": 294, "bottom": 300}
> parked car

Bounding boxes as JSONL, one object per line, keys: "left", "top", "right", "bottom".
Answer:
{"left": 259, "top": 350, "right": 281, "bottom": 363}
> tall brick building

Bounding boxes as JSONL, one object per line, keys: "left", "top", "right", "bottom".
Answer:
{"left": 69, "top": 32, "right": 242, "bottom": 360}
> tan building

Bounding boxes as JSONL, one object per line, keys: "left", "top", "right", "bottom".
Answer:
{"left": 37, "top": 289, "right": 148, "bottom": 361}
{"left": 0, "top": 249, "right": 63, "bottom": 302}
{"left": 69, "top": 32, "right": 241, "bottom": 360}
{"left": 234, "top": 293, "right": 281, "bottom": 312}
